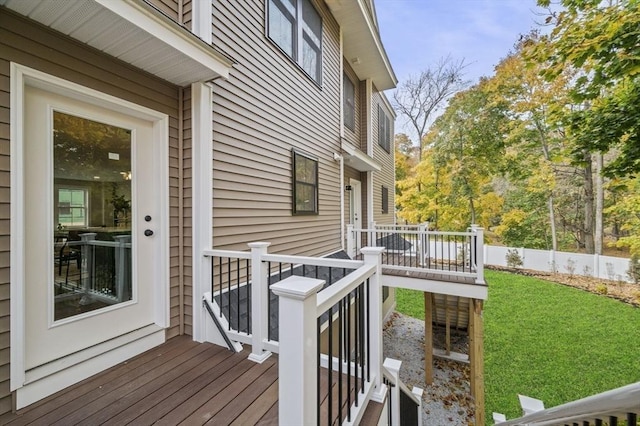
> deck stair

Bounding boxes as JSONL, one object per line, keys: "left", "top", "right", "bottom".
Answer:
{"left": 519, "top": 394, "right": 545, "bottom": 415}
{"left": 492, "top": 381, "right": 640, "bottom": 425}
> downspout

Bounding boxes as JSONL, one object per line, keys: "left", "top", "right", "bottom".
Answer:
{"left": 178, "top": 87, "right": 185, "bottom": 335}
{"left": 334, "top": 153, "right": 345, "bottom": 250}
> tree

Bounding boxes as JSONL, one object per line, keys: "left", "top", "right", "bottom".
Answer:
{"left": 393, "top": 56, "right": 469, "bottom": 160}
{"left": 536, "top": 0, "right": 640, "bottom": 177}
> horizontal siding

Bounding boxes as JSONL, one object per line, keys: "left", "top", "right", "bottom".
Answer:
{"left": 144, "top": 0, "right": 180, "bottom": 22}
{"left": 0, "top": 8, "right": 181, "bottom": 415}
{"left": 372, "top": 89, "right": 395, "bottom": 225}
{"left": 182, "top": 0, "right": 193, "bottom": 30}
{"left": 181, "top": 86, "right": 193, "bottom": 336}
{"left": 211, "top": 0, "right": 343, "bottom": 256}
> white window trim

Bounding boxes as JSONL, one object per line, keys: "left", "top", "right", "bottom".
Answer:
{"left": 10, "top": 63, "right": 170, "bottom": 391}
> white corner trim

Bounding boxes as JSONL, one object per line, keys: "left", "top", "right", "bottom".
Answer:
{"left": 192, "top": 0, "right": 213, "bottom": 44}
{"left": 191, "top": 82, "right": 214, "bottom": 342}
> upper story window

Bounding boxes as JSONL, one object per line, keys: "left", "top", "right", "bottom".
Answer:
{"left": 343, "top": 74, "right": 355, "bottom": 131}
{"left": 382, "top": 185, "right": 389, "bottom": 214}
{"left": 268, "top": 0, "right": 323, "bottom": 83}
{"left": 378, "top": 105, "right": 391, "bottom": 152}
{"left": 292, "top": 149, "right": 319, "bottom": 215}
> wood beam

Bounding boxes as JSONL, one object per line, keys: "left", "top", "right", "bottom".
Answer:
{"left": 469, "top": 298, "right": 485, "bottom": 426}
{"left": 424, "top": 292, "right": 433, "bottom": 385}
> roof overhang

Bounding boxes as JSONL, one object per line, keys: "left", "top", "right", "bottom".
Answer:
{"left": 325, "top": 0, "right": 397, "bottom": 91}
{"left": 0, "top": 0, "right": 234, "bottom": 86}
{"left": 342, "top": 142, "right": 382, "bottom": 172}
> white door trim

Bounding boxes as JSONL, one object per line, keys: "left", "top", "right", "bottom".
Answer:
{"left": 10, "top": 63, "right": 170, "bottom": 394}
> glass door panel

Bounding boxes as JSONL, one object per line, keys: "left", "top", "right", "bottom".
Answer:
{"left": 53, "top": 111, "right": 133, "bottom": 320}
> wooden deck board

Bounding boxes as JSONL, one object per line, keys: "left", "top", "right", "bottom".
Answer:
{"left": 4, "top": 336, "right": 200, "bottom": 425}
{"left": 2, "top": 337, "right": 281, "bottom": 426}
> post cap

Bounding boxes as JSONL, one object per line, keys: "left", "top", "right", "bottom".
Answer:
{"left": 270, "top": 276, "right": 325, "bottom": 300}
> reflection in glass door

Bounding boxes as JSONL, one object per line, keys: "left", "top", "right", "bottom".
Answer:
{"left": 53, "top": 111, "right": 133, "bottom": 320}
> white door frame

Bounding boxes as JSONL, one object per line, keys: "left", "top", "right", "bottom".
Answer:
{"left": 10, "top": 63, "right": 170, "bottom": 403}
{"left": 350, "top": 178, "right": 362, "bottom": 229}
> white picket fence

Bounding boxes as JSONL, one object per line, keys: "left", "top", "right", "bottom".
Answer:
{"left": 484, "top": 245, "right": 634, "bottom": 283}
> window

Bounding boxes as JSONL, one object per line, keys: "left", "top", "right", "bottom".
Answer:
{"left": 268, "top": 0, "right": 323, "bottom": 83}
{"left": 378, "top": 105, "right": 391, "bottom": 152}
{"left": 382, "top": 185, "right": 389, "bottom": 214}
{"left": 343, "top": 74, "right": 355, "bottom": 130}
{"left": 57, "top": 188, "right": 88, "bottom": 227}
{"left": 292, "top": 149, "right": 319, "bottom": 215}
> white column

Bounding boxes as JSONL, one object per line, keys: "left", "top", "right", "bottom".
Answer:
{"left": 191, "top": 81, "right": 213, "bottom": 342}
{"left": 383, "top": 358, "right": 401, "bottom": 426}
{"left": 346, "top": 223, "right": 355, "bottom": 258}
{"left": 248, "top": 242, "right": 271, "bottom": 363}
{"left": 471, "top": 225, "right": 485, "bottom": 285}
{"left": 271, "top": 276, "right": 325, "bottom": 426}
{"left": 361, "top": 246, "right": 386, "bottom": 402}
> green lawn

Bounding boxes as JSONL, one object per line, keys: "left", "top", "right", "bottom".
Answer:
{"left": 394, "top": 270, "right": 640, "bottom": 424}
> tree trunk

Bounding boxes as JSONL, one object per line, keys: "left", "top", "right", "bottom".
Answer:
{"left": 469, "top": 197, "right": 476, "bottom": 225}
{"left": 548, "top": 195, "right": 558, "bottom": 251}
{"left": 595, "top": 153, "right": 604, "bottom": 255}
{"left": 583, "top": 151, "right": 595, "bottom": 254}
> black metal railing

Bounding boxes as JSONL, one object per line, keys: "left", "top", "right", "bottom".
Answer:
{"left": 211, "top": 256, "right": 252, "bottom": 334}
{"left": 351, "top": 228, "right": 476, "bottom": 275}
{"left": 316, "top": 278, "right": 370, "bottom": 426}
{"left": 266, "top": 260, "right": 355, "bottom": 342}
{"left": 383, "top": 376, "right": 394, "bottom": 426}
{"left": 399, "top": 386, "right": 420, "bottom": 426}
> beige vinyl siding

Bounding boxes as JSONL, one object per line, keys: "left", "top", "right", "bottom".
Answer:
{"left": 372, "top": 89, "right": 395, "bottom": 225}
{"left": 210, "top": 0, "right": 343, "bottom": 256}
{"left": 0, "top": 57, "right": 8, "bottom": 415}
{"left": 144, "top": 0, "right": 180, "bottom": 22}
{"left": 342, "top": 60, "right": 361, "bottom": 147}
{"left": 182, "top": 0, "right": 193, "bottom": 30}
{"left": 0, "top": 9, "right": 182, "bottom": 414}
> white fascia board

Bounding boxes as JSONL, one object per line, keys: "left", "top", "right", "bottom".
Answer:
{"left": 96, "top": 0, "right": 232, "bottom": 79}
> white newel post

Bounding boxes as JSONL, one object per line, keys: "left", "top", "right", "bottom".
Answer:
{"left": 383, "top": 358, "right": 402, "bottom": 426}
{"left": 248, "top": 242, "right": 272, "bottom": 363}
{"left": 418, "top": 222, "right": 427, "bottom": 267}
{"left": 80, "top": 233, "right": 96, "bottom": 294}
{"left": 113, "top": 235, "right": 130, "bottom": 302}
{"left": 471, "top": 225, "right": 485, "bottom": 284}
{"left": 347, "top": 223, "right": 355, "bottom": 258}
{"left": 271, "top": 276, "right": 325, "bottom": 426}
{"left": 369, "top": 221, "right": 377, "bottom": 247}
{"left": 361, "top": 246, "right": 386, "bottom": 402}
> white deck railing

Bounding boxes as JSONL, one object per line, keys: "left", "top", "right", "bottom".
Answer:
{"left": 494, "top": 381, "right": 640, "bottom": 425}
{"left": 347, "top": 223, "right": 485, "bottom": 284}
{"left": 383, "top": 358, "right": 423, "bottom": 426}
{"left": 202, "top": 244, "right": 389, "bottom": 426}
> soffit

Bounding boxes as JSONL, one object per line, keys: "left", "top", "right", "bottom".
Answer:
{"left": 0, "top": 0, "right": 233, "bottom": 86}
{"left": 342, "top": 142, "right": 382, "bottom": 172}
{"left": 326, "top": 0, "right": 397, "bottom": 91}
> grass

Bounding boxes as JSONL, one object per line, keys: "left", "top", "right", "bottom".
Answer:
{"left": 395, "top": 270, "right": 640, "bottom": 424}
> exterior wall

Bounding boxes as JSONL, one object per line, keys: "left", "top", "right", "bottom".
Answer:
{"left": 0, "top": 8, "right": 182, "bottom": 414}
{"left": 144, "top": 0, "right": 192, "bottom": 30}
{"left": 371, "top": 88, "right": 395, "bottom": 225}
{"left": 210, "top": 0, "right": 343, "bottom": 256}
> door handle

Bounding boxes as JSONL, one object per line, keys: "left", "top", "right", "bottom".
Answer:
{"left": 144, "top": 229, "right": 154, "bottom": 237}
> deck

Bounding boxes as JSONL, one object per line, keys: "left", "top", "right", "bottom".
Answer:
{"left": 1, "top": 336, "right": 378, "bottom": 426}
{"left": 1, "top": 336, "right": 278, "bottom": 426}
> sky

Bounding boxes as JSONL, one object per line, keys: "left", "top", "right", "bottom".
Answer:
{"left": 374, "top": 0, "right": 554, "bottom": 138}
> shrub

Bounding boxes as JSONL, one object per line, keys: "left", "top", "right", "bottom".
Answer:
{"left": 505, "top": 249, "right": 523, "bottom": 268}
{"left": 595, "top": 283, "right": 608, "bottom": 295}
{"left": 627, "top": 255, "right": 640, "bottom": 284}
{"left": 565, "top": 258, "right": 576, "bottom": 278}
